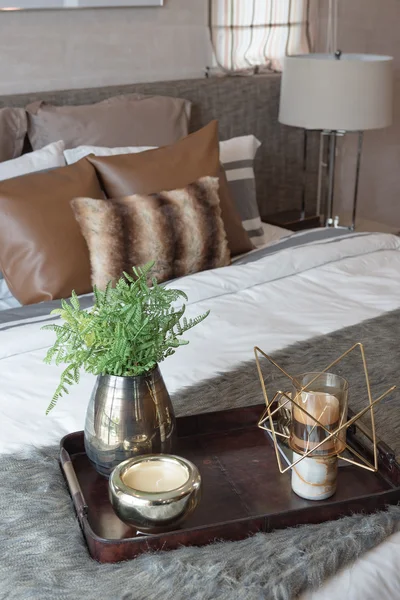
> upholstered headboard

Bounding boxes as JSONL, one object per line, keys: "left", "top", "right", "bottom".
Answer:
{"left": 0, "top": 75, "right": 318, "bottom": 217}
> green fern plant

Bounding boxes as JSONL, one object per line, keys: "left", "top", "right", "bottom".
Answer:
{"left": 43, "top": 263, "right": 209, "bottom": 414}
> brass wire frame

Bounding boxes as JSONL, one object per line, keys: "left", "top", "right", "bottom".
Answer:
{"left": 255, "top": 343, "right": 397, "bottom": 475}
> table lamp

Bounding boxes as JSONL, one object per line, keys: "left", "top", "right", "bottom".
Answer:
{"left": 279, "top": 52, "right": 393, "bottom": 229}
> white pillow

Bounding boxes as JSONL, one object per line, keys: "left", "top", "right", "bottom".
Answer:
{"left": 219, "top": 135, "right": 261, "bottom": 164}
{"left": 0, "top": 140, "right": 66, "bottom": 182}
{"left": 64, "top": 138, "right": 261, "bottom": 165}
{"left": 0, "top": 141, "right": 66, "bottom": 307}
{"left": 64, "top": 144, "right": 155, "bottom": 165}
{"left": 63, "top": 139, "right": 262, "bottom": 166}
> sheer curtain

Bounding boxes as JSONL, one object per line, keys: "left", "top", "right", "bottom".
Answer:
{"left": 209, "top": 0, "right": 312, "bottom": 73}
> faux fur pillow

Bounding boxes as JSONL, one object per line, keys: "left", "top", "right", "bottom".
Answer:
{"left": 72, "top": 176, "right": 230, "bottom": 288}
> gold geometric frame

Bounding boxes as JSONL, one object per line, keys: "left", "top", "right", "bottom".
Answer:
{"left": 255, "top": 343, "right": 397, "bottom": 474}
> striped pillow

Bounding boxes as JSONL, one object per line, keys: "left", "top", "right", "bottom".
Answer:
{"left": 219, "top": 135, "right": 264, "bottom": 248}
{"left": 72, "top": 176, "right": 230, "bottom": 289}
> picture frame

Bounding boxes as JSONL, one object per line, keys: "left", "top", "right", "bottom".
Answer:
{"left": 0, "top": 0, "right": 163, "bottom": 9}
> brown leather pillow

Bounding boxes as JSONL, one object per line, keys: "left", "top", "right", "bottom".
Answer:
{"left": 0, "top": 158, "right": 103, "bottom": 305}
{"left": 86, "top": 121, "right": 253, "bottom": 257}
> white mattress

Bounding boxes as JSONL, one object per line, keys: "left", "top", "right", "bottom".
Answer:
{"left": 1, "top": 229, "right": 400, "bottom": 599}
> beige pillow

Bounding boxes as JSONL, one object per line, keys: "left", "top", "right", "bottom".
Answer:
{"left": 26, "top": 94, "right": 191, "bottom": 150}
{"left": 0, "top": 107, "right": 27, "bottom": 162}
{"left": 72, "top": 176, "right": 230, "bottom": 289}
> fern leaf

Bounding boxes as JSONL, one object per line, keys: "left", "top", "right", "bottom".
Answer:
{"left": 44, "top": 263, "right": 209, "bottom": 413}
{"left": 70, "top": 290, "right": 80, "bottom": 311}
{"left": 45, "top": 363, "right": 76, "bottom": 414}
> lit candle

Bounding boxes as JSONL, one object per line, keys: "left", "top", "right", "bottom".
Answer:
{"left": 109, "top": 455, "right": 202, "bottom": 532}
{"left": 292, "top": 391, "right": 340, "bottom": 455}
{"left": 122, "top": 459, "right": 189, "bottom": 493}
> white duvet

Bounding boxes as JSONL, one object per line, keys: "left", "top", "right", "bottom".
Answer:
{"left": 1, "top": 230, "right": 400, "bottom": 599}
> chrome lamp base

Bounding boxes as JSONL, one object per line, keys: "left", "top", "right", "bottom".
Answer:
{"left": 317, "top": 129, "right": 363, "bottom": 231}
{"left": 325, "top": 215, "right": 354, "bottom": 231}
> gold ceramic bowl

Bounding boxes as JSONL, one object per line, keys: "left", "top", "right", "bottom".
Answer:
{"left": 108, "top": 454, "right": 202, "bottom": 533}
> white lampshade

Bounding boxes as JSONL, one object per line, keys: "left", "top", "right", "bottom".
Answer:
{"left": 279, "top": 53, "right": 393, "bottom": 131}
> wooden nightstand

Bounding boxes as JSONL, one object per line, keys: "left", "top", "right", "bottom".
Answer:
{"left": 264, "top": 210, "right": 321, "bottom": 232}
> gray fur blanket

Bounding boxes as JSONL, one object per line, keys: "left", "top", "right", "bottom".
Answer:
{"left": 1, "top": 309, "right": 400, "bottom": 600}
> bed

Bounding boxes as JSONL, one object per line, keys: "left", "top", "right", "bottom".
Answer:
{"left": 1, "top": 77, "right": 400, "bottom": 600}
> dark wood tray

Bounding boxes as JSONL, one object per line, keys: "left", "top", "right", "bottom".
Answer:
{"left": 60, "top": 404, "right": 400, "bottom": 563}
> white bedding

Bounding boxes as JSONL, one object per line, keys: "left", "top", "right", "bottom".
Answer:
{"left": 1, "top": 230, "right": 400, "bottom": 599}
{"left": 0, "top": 221, "right": 289, "bottom": 313}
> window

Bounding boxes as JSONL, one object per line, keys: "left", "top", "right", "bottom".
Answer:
{"left": 209, "top": 0, "right": 312, "bottom": 73}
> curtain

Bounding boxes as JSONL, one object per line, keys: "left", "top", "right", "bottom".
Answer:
{"left": 209, "top": 0, "right": 311, "bottom": 73}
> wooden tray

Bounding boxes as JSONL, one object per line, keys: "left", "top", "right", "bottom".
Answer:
{"left": 60, "top": 405, "right": 400, "bottom": 563}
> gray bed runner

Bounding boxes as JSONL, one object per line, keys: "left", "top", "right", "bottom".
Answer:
{"left": 1, "top": 308, "right": 400, "bottom": 600}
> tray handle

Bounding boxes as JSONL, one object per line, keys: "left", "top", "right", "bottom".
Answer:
{"left": 349, "top": 414, "right": 396, "bottom": 464}
{"left": 60, "top": 447, "right": 88, "bottom": 521}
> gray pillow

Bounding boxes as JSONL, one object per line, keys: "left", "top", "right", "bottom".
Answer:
{"left": 0, "top": 107, "right": 27, "bottom": 163}
{"left": 26, "top": 94, "right": 191, "bottom": 151}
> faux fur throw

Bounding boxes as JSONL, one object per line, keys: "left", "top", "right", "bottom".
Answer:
{"left": 1, "top": 309, "right": 400, "bottom": 600}
{"left": 72, "top": 176, "right": 230, "bottom": 288}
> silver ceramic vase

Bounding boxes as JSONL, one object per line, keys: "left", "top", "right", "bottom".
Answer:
{"left": 84, "top": 366, "right": 176, "bottom": 477}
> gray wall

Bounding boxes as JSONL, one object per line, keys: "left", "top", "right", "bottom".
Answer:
{"left": 0, "top": 0, "right": 211, "bottom": 94}
{"left": 316, "top": 0, "right": 400, "bottom": 227}
{"left": 7, "top": 0, "right": 397, "bottom": 226}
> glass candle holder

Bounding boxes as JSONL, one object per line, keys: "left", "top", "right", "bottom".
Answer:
{"left": 289, "top": 372, "right": 348, "bottom": 501}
